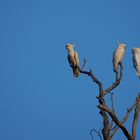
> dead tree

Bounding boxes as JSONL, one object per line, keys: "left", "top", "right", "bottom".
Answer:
{"left": 66, "top": 44, "right": 140, "bottom": 140}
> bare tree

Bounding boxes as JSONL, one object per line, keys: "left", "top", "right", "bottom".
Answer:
{"left": 66, "top": 44, "right": 140, "bottom": 140}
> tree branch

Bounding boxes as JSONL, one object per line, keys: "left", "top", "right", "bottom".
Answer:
{"left": 132, "top": 94, "right": 140, "bottom": 140}
{"left": 81, "top": 59, "right": 87, "bottom": 70}
{"left": 103, "top": 63, "right": 123, "bottom": 96}
{"left": 98, "top": 104, "right": 133, "bottom": 140}
{"left": 110, "top": 98, "right": 137, "bottom": 137}
{"left": 90, "top": 128, "right": 103, "bottom": 140}
{"left": 109, "top": 92, "right": 115, "bottom": 133}
{"left": 79, "top": 68, "right": 103, "bottom": 95}
{"left": 79, "top": 68, "right": 111, "bottom": 140}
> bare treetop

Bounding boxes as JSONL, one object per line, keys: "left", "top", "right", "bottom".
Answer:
{"left": 66, "top": 43, "right": 140, "bottom": 140}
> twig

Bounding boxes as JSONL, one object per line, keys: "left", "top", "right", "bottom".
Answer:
{"left": 81, "top": 59, "right": 87, "bottom": 70}
{"left": 90, "top": 128, "right": 103, "bottom": 140}
{"left": 98, "top": 104, "right": 133, "bottom": 140}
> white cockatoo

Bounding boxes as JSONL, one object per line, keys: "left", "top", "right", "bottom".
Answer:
{"left": 66, "top": 44, "right": 80, "bottom": 77}
{"left": 112, "top": 43, "right": 126, "bottom": 72}
{"left": 132, "top": 48, "right": 140, "bottom": 78}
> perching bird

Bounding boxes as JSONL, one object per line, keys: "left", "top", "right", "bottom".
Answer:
{"left": 132, "top": 48, "right": 140, "bottom": 78}
{"left": 66, "top": 44, "right": 80, "bottom": 77}
{"left": 112, "top": 43, "right": 126, "bottom": 72}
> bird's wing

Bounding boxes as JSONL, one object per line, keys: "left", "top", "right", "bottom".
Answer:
{"left": 132, "top": 56, "right": 136, "bottom": 69}
{"left": 114, "top": 47, "right": 125, "bottom": 63}
{"left": 135, "top": 53, "right": 140, "bottom": 66}
{"left": 74, "top": 52, "right": 79, "bottom": 66}
{"left": 112, "top": 51, "right": 116, "bottom": 64}
{"left": 67, "top": 55, "right": 73, "bottom": 67}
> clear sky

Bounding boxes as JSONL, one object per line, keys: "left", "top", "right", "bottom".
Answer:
{"left": 0, "top": 0, "right": 140, "bottom": 140}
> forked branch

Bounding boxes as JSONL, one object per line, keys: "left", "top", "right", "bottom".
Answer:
{"left": 98, "top": 104, "right": 133, "bottom": 140}
{"left": 103, "top": 63, "right": 123, "bottom": 96}
{"left": 111, "top": 97, "right": 138, "bottom": 137}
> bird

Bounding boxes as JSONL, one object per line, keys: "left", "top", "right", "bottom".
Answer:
{"left": 112, "top": 43, "right": 126, "bottom": 72}
{"left": 132, "top": 48, "right": 140, "bottom": 78}
{"left": 66, "top": 43, "right": 80, "bottom": 77}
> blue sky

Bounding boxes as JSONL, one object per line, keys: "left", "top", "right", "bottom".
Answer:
{"left": 0, "top": 0, "right": 140, "bottom": 140}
